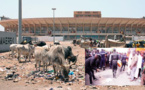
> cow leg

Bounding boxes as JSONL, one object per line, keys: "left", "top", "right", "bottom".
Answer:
{"left": 43, "top": 61, "right": 45, "bottom": 73}
{"left": 53, "top": 65, "right": 56, "bottom": 75}
{"left": 28, "top": 53, "right": 31, "bottom": 62}
{"left": 45, "top": 62, "right": 48, "bottom": 72}
{"left": 39, "top": 61, "right": 41, "bottom": 71}
{"left": 12, "top": 51, "right": 14, "bottom": 58}
{"left": 18, "top": 53, "right": 21, "bottom": 63}
{"left": 35, "top": 63, "right": 37, "bottom": 71}
{"left": 25, "top": 56, "right": 27, "bottom": 62}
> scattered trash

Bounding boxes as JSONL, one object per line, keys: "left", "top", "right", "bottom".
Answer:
{"left": 57, "top": 86, "right": 63, "bottom": 88}
{"left": 67, "top": 87, "right": 72, "bottom": 90}
{"left": 13, "top": 78, "right": 19, "bottom": 82}
{"left": 69, "top": 71, "right": 74, "bottom": 76}
{"left": 49, "top": 88, "right": 53, "bottom": 90}
{"left": 48, "top": 70, "right": 54, "bottom": 74}
{"left": 0, "top": 68, "right": 4, "bottom": 72}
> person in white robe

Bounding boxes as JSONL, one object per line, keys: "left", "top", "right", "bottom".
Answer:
{"left": 135, "top": 51, "right": 142, "bottom": 79}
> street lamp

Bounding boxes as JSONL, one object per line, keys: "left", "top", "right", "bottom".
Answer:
{"left": 18, "top": 0, "right": 22, "bottom": 44}
{"left": 52, "top": 8, "right": 56, "bottom": 43}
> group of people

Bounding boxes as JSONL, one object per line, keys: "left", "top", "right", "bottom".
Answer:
{"left": 127, "top": 50, "right": 145, "bottom": 85}
{"left": 85, "top": 48, "right": 145, "bottom": 85}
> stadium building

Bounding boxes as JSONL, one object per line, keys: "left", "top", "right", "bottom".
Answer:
{"left": 0, "top": 11, "right": 145, "bottom": 40}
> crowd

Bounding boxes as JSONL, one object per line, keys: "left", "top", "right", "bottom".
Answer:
{"left": 85, "top": 48, "right": 145, "bottom": 85}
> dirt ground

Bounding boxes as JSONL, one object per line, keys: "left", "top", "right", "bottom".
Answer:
{"left": 0, "top": 41, "right": 144, "bottom": 90}
{"left": 0, "top": 41, "right": 85, "bottom": 90}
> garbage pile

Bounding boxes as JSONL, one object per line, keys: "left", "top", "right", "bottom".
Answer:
{"left": 0, "top": 60, "right": 85, "bottom": 89}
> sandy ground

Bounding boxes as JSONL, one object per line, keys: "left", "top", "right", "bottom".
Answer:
{"left": 0, "top": 41, "right": 145, "bottom": 90}
{"left": 86, "top": 67, "right": 141, "bottom": 86}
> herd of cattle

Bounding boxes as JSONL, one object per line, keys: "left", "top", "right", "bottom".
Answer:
{"left": 9, "top": 42, "right": 78, "bottom": 81}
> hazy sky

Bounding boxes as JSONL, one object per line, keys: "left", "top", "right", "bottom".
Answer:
{"left": 0, "top": 0, "right": 145, "bottom": 31}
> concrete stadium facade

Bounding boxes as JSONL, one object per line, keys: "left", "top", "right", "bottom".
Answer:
{"left": 0, "top": 17, "right": 145, "bottom": 40}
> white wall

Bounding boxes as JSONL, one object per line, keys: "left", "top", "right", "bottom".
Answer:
{"left": 133, "top": 36, "right": 145, "bottom": 41}
{"left": 0, "top": 31, "right": 16, "bottom": 52}
{"left": 33, "top": 36, "right": 64, "bottom": 42}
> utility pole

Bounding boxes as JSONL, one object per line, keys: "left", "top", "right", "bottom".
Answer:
{"left": 18, "top": 0, "right": 22, "bottom": 44}
{"left": 52, "top": 8, "right": 56, "bottom": 43}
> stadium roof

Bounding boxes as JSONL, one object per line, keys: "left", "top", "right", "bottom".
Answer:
{"left": 0, "top": 17, "right": 145, "bottom": 27}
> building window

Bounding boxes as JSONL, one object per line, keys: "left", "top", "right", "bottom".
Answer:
{"left": 113, "top": 27, "right": 119, "bottom": 33}
{"left": 35, "top": 27, "right": 40, "bottom": 34}
{"left": 30, "top": 27, "right": 34, "bottom": 33}
{"left": 85, "top": 12, "right": 90, "bottom": 13}
{"left": 41, "top": 27, "right": 47, "bottom": 33}
{"left": 25, "top": 27, "right": 29, "bottom": 33}
{"left": 106, "top": 27, "right": 112, "bottom": 33}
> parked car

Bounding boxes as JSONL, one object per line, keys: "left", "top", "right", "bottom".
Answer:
{"left": 126, "top": 40, "right": 145, "bottom": 48}
{"left": 126, "top": 41, "right": 133, "bottom": 48}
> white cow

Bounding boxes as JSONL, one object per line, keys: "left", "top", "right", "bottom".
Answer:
{"left": 10, "top": 44, "right": 19, "bottom": 58}
{"left": 34, "top": 45, "right": 51, "bottom": 72}
{"left": 16, "top": 44, "right": 35, "bottom": 63}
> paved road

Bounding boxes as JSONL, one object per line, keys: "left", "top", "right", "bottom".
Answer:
{"left": 85, "top": 66, "right": 141, "bottom": 86}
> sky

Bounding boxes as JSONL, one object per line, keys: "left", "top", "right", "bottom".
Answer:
{"left": 0, "top": 0, "right": 145, "bottom": 31}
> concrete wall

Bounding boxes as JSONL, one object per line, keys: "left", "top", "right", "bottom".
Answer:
{"left": 133, "top": 36, "right": 145, "bottom": 41}
{"left": 0, "top": 31, "right": 16, "bottom": 52}
{"left": 31, "top": 36, "right": 64, "bottom": 42}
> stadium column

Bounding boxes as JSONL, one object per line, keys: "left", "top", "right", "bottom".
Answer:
{"left": 68, "top": 23, "right": 70, "bottom": 40}
{"left": 91, "top": 20, "right": 92, "bottom": 35}
{"left": 141, "top": 25, "right": 144, "bottom": 34}
{"left": 125, "top": 26, "right": 126, "bottom": 35}
{"left": 119, "top": 25, "right": 120, "bottom": 33}
{"left": 13, "top": 26, "right": 15, "bottom": 32}
{"left": 135, "top": 26, "right": 138, "bottom": 35}
{"left": 23, "top": 26, "right": 25, "bottom": 33}
{"left": 34, "top": 25, "right": 36, "bottom": 35}
{"left": 83, "top": 24, "right": 84, "bottom": 35}
{"left": 59, "top": 22, "right": 62, "bottom": 33}
{"left": 105, "top": 23, "right": 107, "bottom": 34}
{"left": 61, "top": 24, "right": 62, "bottom": 34}
{"left": 10, "top": 26, "right": 12, "bottom": 32}
{"left": 40, "top": 25, "right": 42, "bottom": 34}
{"left": 112, "top": 26, "right": 114, "bottom": 33}
{"left": 97, "top": 26, "right": 99, "bottom": 40}
{"left": 5, "top": 27, "right": 7, "bottom": 32}
{"left": 131, "top": 24, "right": 133, "bottom": 35}
{"left": 29, "top": 25, "right": 30, "bottom": 33}
{"left": 47, "top": 25, "right": 49, "bottom": 35}
{"left": 105, "top": 26, "right": 107, "bottom": 34}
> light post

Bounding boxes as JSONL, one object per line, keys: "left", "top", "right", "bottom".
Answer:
{"left": 52, "top": 8, "right": 56, "bottom": 43}
{"left": 18, "top": 0, "right": 22, "bottom": 44}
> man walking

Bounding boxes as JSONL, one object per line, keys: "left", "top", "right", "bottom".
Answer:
{"left": 99, "top": 49, "right": 106, "bottom": 70}
{"left": 120, "top": 53, "right": 128, "bottom": 71}
{"left": 109, "top": 49, "right": 119, "bottom": 78}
